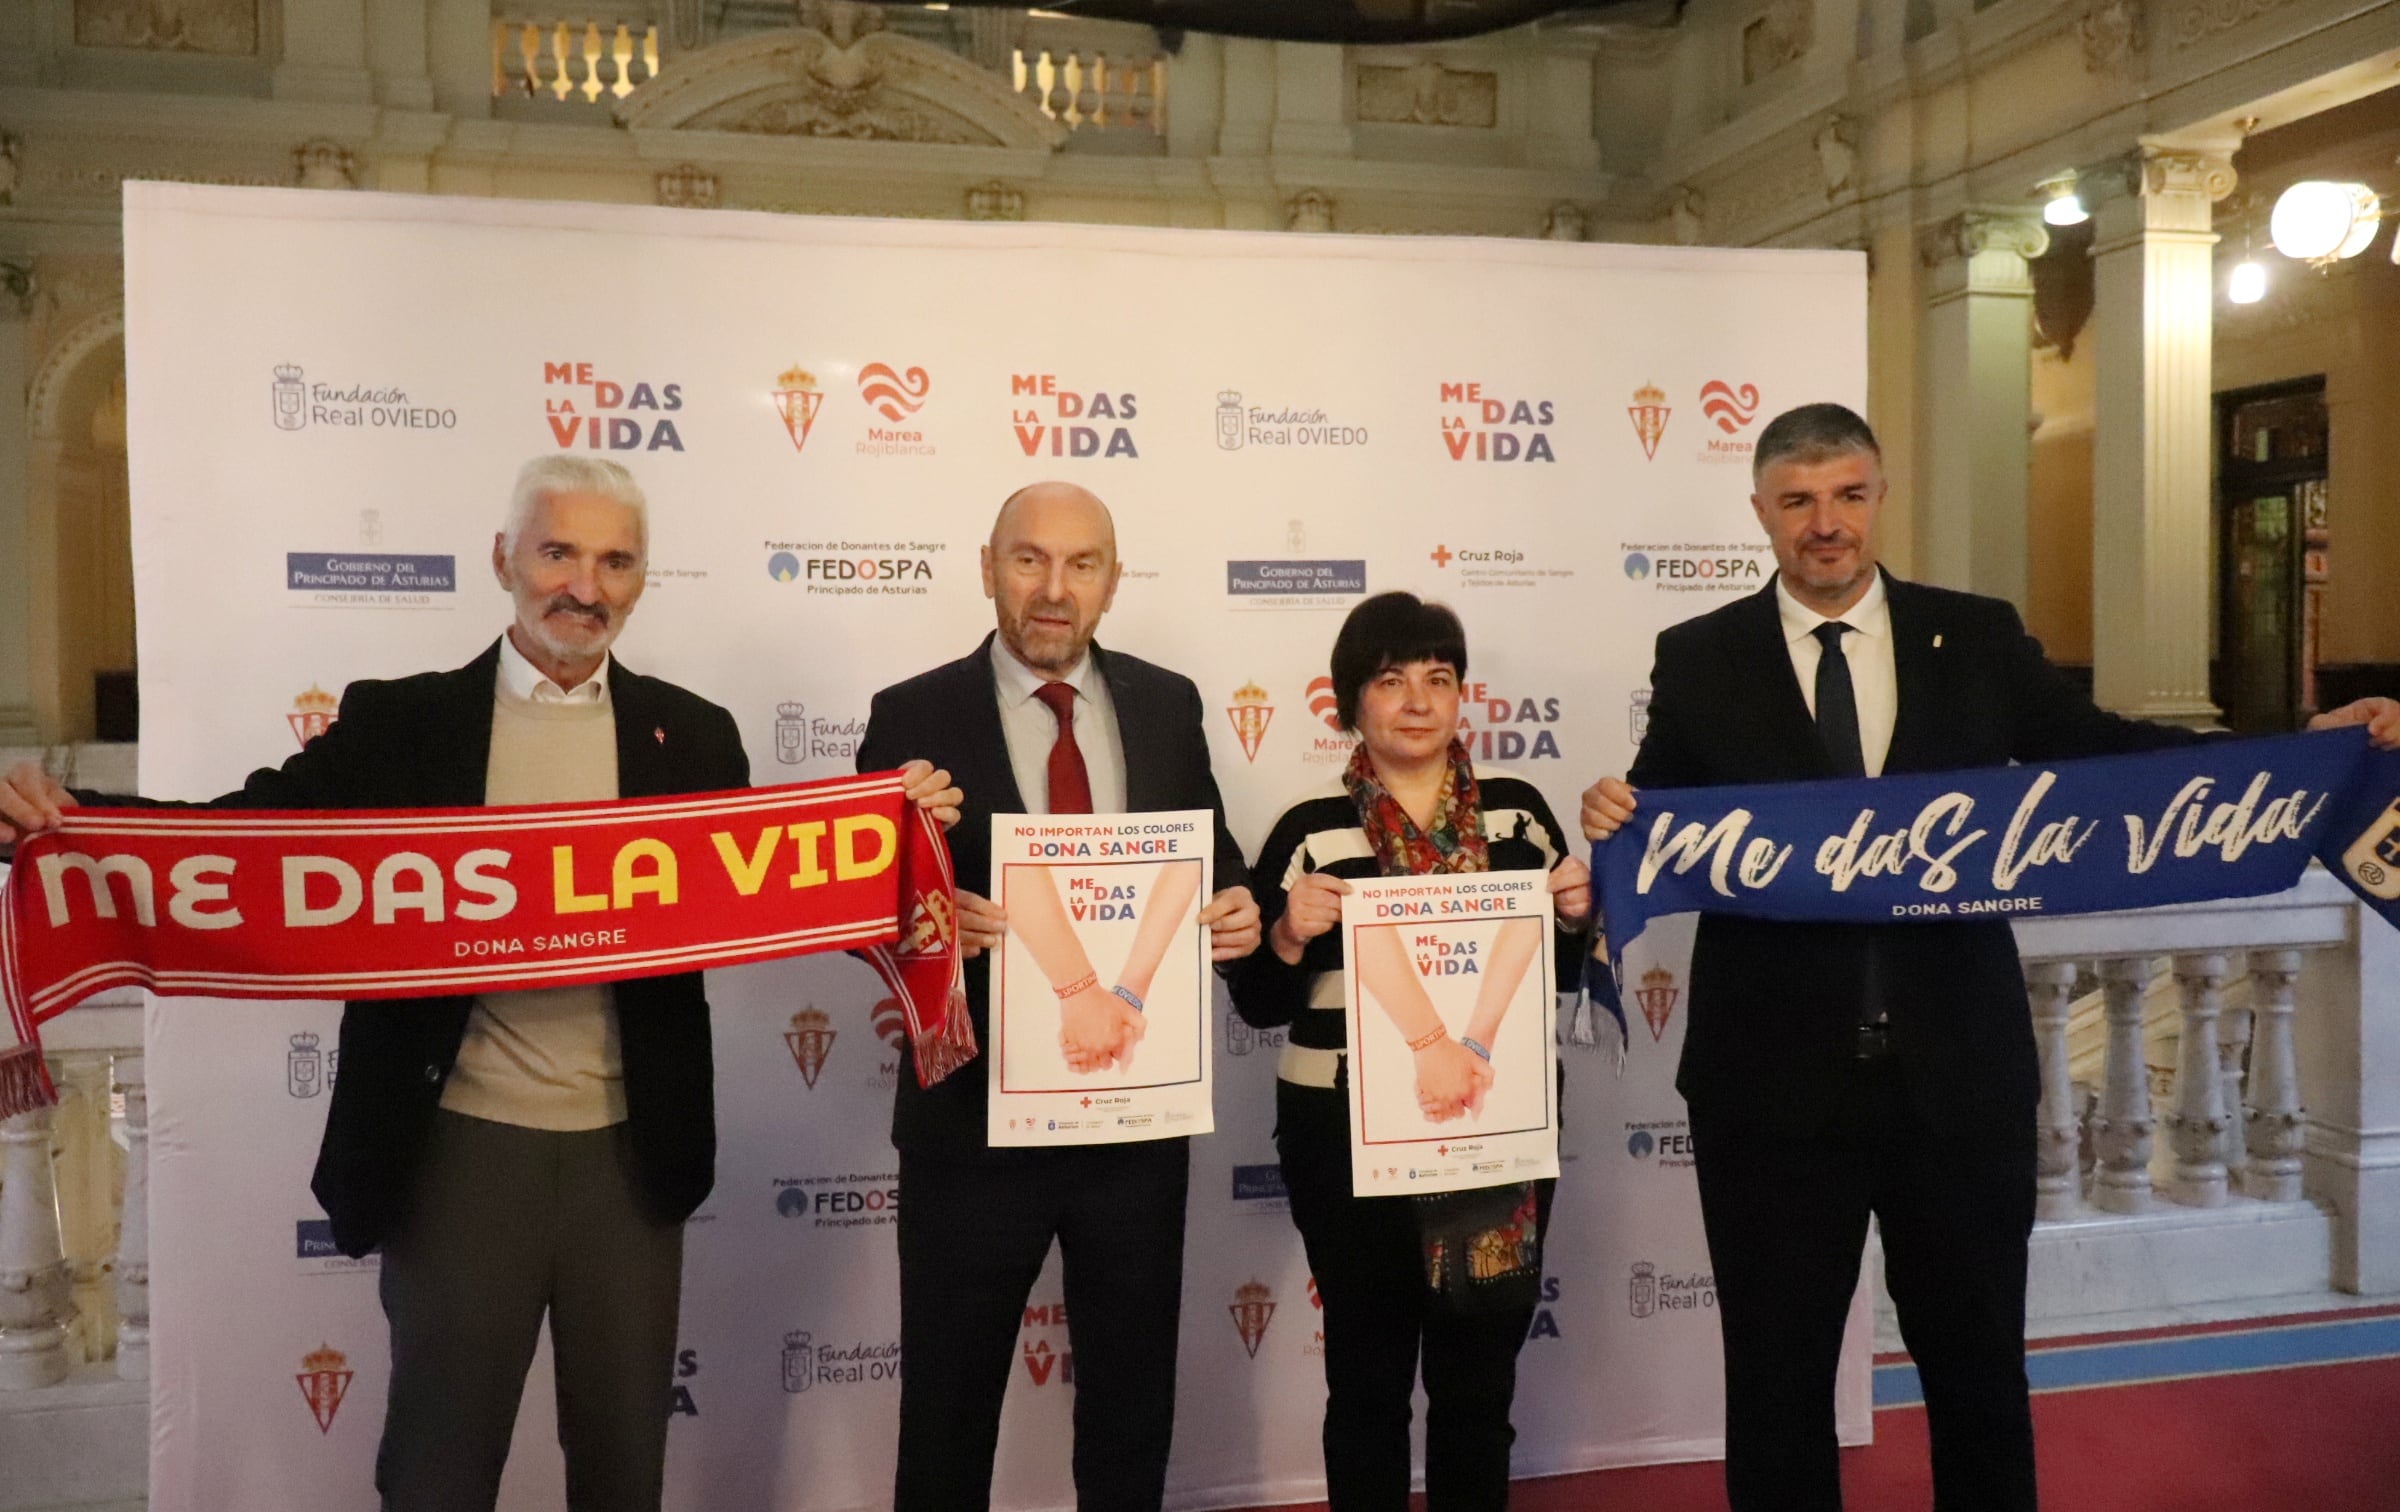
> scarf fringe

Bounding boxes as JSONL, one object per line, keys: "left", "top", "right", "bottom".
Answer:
{"left": 910, "top": 993, "right": 980, "bottom": 1089}
{"left": 0, "top": 1046, "right": 56, "bottom": 1119}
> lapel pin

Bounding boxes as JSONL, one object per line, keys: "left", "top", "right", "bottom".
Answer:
{"left": 1932, "top": 633, "right": 1944, "bottom": 649}
{"left": 654, "top": 726, "right": 666, "bottom": 745}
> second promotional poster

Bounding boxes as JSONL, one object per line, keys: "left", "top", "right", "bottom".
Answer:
{"left": 989, "top": 811, "right": 1215, "bottom": 1145}
{"left": 1341, "top": 873, "right": 1561, "bottom": 1196}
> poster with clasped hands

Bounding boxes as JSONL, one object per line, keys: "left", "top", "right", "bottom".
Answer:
{"left": 1341, "top": 872, "right": 1560, "bottom": 1196}
{"left": 988, "top": 810, "right": 1214, "bottom": 1145}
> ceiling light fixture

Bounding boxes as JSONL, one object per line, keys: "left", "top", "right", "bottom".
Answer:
{"left": 2269, "top": 180, "right": 2382, "bottom": 264}
{"left": 2037, "top": 173, "right": 2089, "bottom": 227}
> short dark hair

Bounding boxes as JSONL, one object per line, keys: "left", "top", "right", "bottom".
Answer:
{"left": 1329, "top": 592, "right": 1468, "bottom": 732}
{"left": 1752, "top": 402, "right": 1880, "bottom": 482}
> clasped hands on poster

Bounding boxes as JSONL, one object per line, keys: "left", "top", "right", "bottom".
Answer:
{"left": 1003, "top": 857, "right": 1206, "bottom": 1073}
{"left": 1279, "top": 866, "right": 1583, "bottom": 1122}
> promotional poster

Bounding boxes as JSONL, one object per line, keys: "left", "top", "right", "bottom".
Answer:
{"left": 1341, "top": 872, "right": 1560, "bottom": 1196}
{"left": 989, "top": 810, "right": 1214, "bottom": 1144}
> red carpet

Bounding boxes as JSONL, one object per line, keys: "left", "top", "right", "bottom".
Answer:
{"left": 1227, "top": 1306, "right": 2400, "bottom": 1511}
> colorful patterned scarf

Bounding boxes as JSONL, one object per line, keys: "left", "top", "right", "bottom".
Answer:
{"left": 1343, "top": 737, "right": 1489, "bottom": 878}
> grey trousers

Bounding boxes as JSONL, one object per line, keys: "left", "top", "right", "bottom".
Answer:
{"left": 375, "top": 1110, "right": 685, "bottom": 1512}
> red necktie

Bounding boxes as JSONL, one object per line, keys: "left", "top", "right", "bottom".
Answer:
{"left": 1034, "top": 681, "right": 1092, "bottom": 815}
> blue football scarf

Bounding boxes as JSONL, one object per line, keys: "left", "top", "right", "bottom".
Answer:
{"left": 1583, "top": 727, "right": 2400, "bottom": 1048}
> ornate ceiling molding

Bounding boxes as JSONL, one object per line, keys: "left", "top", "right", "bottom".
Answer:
{"left": 614, "top": 5, "right": 1067, "bottom": 150}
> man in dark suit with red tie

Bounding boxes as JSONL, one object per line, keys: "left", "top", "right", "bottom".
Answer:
{"left": 1577, "top": 404, "right": 2400, "bottom": 1512}
{"left": 857, "top": 480, "right": 1258, "bottom": 1512}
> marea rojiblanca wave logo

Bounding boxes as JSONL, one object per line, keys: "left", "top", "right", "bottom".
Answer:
{"left": 288, "top": 685, "right": 339, "bottom": 750}
{"left": 1300, "top": 676, "right": 1360, "bottom": 766}
{"left": 1627, "top": 382, "right": 1670, "bottom": 461}
{"left": 2341, "top": 798, "right": 2400, "bottom": 899}
{"left": 1456, "top": 680, "right": 1565, "bottom": 761}
{"left": 1227, "top": 681, "right": 1274, "bottom": 763}
{"left": 542, "top": 360, "right": 683, "bottom": 452}
{"left": 785, "top": 1007, "right": 834, "bottom": 1089}
{"left": 860, "top": 363, "right": 931, "bottom": 420}
{"left": 857, "top": 363, "right": 935, "bottom": 457}
{"left": 1696, "top": 380, "right": 1762, "bottom": 463}
{"left": 1439, "top": 381, "right": 1555, "bottom": 463}
{"left": 1011, "top": 372, "right": 1138, "bottom": 459}
{"left": 272, "top": 363, "right": 458, "bottom": 434}
{"left": 296, "top": 1345, "right": 355, "bottom": 1434}
{"left": 1229, "top": 1280, "right": 1277, "bottom": 1359}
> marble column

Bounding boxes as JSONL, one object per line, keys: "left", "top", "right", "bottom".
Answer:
{"left": 2026, "top": 960, "right": 2083, "bottom": 1220}
{"left": 115, "top": 1056, "right": 149, "bottom": 1381}
{"left": 0, "top": 290, "right": 37, "bottom": 744}
{"left": 1917, "top": 210, "right": 2048, "bottom": 606}
{"left": 0, "top": 1107, "right": 73, "bottom": 1388}
{"left": 2242, "top": 950, "right": 2305, "bottom": 1203}
{"left": 2092, "top": 955, "right": 2158, "bottom": 1214}
{"left": 2088, "top": 147, "right": 2234, "bottom": 726}
{"left": 2163, "top": 953, "right": 2231, "bottom": 1207}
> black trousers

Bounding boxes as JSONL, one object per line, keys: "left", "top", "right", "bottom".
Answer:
{"left": 1276, "top": 1079, "right": 1553, "bottom": 1512}
{"left": 1693, "top": 1056, "right": 2038, "bottom": 1512}
{"left": 375, "top": 1111, "right": 684, "bottom": 1512}
{"left": 894, "top": 1139, "right": 1190, "bottom": 1512}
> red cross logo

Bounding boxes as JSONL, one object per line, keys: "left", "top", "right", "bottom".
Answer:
{"left": 1429, "top": 544, "right": 1454, "bottom": 568}
{"left": 1080, "top": 1097, "right": 1092, "bottom": 1108}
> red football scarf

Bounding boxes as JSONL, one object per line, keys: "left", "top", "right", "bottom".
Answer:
{"left": 0, "top": 771, "right": 976, "bottom": 1117}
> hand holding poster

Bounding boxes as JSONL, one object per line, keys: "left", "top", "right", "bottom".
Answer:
{"left": 989, "top": 811, "right": 1214, "bottom": 1144}
{"left": 1341, "top": 873, "right": 1559, "bottom": 1196}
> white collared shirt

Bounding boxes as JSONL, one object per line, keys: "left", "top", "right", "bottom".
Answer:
{"left": 990, "top": 638, "right": 1128, "bottom": 814}
{"left": 1776, "top": 570, "right": 1897, "bottom": 777}
{"left": 497, "top": 632, "right": 611, "bottom": 707}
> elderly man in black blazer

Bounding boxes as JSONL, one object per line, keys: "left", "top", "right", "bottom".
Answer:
{"left": 0, "top": 455, "right": 957, "bottom": 1512}
{"left": 858, "top": 480, "right": 1258, "bottom": 1512}
{"left": 1578, "top": 404, "right": 2396, "bottom": 1512}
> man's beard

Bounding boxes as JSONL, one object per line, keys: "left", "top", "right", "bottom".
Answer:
{"left": 528, "top": 597, "right": 617, "bottom": 660}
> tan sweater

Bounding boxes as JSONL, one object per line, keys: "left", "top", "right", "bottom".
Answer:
{"left": 439, "top": 689, "right": 626, "bottom": 1130}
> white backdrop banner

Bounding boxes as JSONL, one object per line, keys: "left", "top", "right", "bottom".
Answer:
{"left": 121, "top": 182, "right": 1873, "bottom": 1512}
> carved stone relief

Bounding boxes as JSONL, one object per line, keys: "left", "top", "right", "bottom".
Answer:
{"left": 1815, "top": 117, "right": 1857, "bottom": 200}
{"left": 2170, "top": 0, "right": 2297, "bottom": 49}
{"left": 1356, "top": 62, "right": 1500, "bottom": 128}
{"left": 964, "top": 180, "right": 1023, "bottom": 221}
{"left": 1741, "top": 0, "right": 1815, "bottom": 85}
{"left": 292, "top": 140, "right": 357, "bottom": 190}
{"left": 74, "top": 0, "right": 258, "bottom": 55}
{"left": 2080, "top": 0, "right": 2147, "bottom": 76}
{"left": 617, "top": 5, "right": 1067, "bottom": 150}
{"left": 1286, "top": 190, "right": 1336, "bottom": 234}
{"left": 656, "top": 164, "right": 721, "bottom": 210}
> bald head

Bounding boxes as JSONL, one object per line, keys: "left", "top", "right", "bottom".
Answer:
{"left": 982, "top": 481, "right": 1123, "bottom": 677}
{"left": 991, "top": 481, "right": 1116, "bottom": 557}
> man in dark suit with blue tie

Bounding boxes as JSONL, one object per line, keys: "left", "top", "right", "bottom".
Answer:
{"left": 857, "top": 480, "right": 1258, "bottom": 1512}
{"left": 1578, "top": 404, "right": 2400, "bottom": 1512}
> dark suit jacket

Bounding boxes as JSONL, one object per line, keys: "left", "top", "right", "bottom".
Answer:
{"left": 856, "top": 633, "right": 1250, "bottom": 1160}
{"left": 1627, "top": 571, "right": 2204, "bottom": 1139}
{"left": 77, "top": 639, "right": 748, "bottom": 1255}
